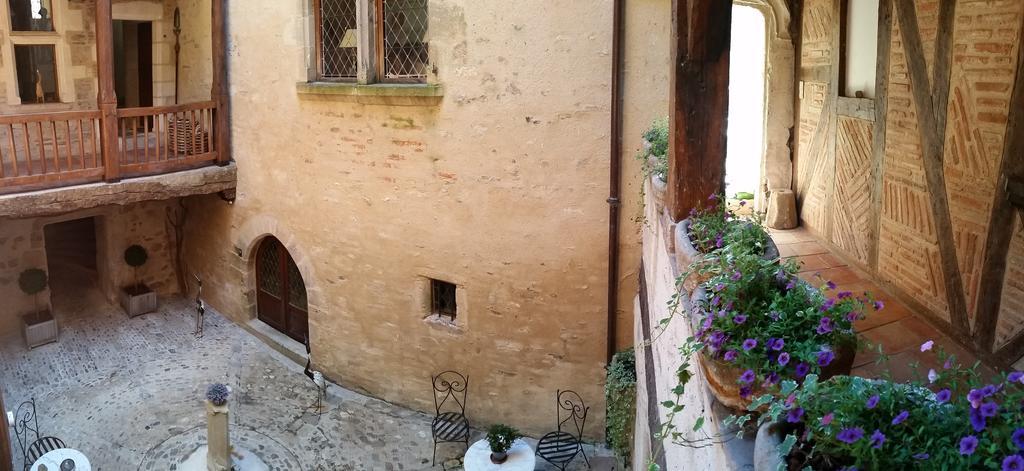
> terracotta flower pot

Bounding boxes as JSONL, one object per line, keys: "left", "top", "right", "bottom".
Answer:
{"left": 690, "top": 288, "right": 856, "bottom": 413}
{"left": 675, "top": 218, "right": 781, "bottom": 297}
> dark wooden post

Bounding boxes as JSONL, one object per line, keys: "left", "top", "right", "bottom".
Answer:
{"left": 212, "top": 0, "right": 231, "bottom": 165}
{"left": 667, "top": 0, "right": 733, "bottom": 221}
{"left": 0, "top": 390, "right": 12, "bottom": 471}
{"left": 95, "top": 0, "right": 119, "bottom": 182}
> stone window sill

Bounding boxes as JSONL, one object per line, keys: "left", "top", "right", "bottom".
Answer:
{"left": 296, "top": 82, "right": 443, "bottom": 106}
{"left": 423, "top": 314, "right": 463, "bottom": 333}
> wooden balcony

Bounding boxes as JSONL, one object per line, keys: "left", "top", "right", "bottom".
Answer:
{"left": 0, "top": 101, "right": 222, "bottom": 195}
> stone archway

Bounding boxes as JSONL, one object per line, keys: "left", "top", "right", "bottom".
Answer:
{"left": 733, "top": 0, "right": 796, "bottom": 209}
{"left": 233, "top": 215, "right": 326, "bottom": 344}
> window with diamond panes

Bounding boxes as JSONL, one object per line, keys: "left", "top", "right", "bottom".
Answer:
{"left": 287, "top": 257, "right": 308, "bottom": 309}
{"left": 257, "top": 240, "right": 282, "bottom": 297}
{"left": 430, "top": 279, "right": 456, "bottom": 321}
{"left": 316, "top": 0, "right": 358, "bottom": 79}
{"left": 379, "top": 0, "right": 428, "bottom": 82}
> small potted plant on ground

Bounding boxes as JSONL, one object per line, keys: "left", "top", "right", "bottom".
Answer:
{"left": 639, "top": 117, "right": 669, "bottom": 209}
{"left": 19, "top": 268, "right": 57, "bottom": 348}
{"left": 121, "top": 244, "right": 158, "bottom": 317}
{"left": 749, "top": 344, "right": 1024, "bottom": 470}
{"left": 486, "top": 424, "right": 522, "bottom": 464}
{"left": 691, "top": 251, "right": 874, "bottom": 411}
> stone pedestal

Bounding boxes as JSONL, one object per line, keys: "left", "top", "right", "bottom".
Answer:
{"left": 205, "top": 401, "right": 230, "bottom": 471}
{"left": 766, "top": 189, "right": 798, "bottom": 229}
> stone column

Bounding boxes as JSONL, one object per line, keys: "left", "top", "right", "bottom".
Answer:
{"left": 205, "top": 400, "right": 230, "bottom": 471}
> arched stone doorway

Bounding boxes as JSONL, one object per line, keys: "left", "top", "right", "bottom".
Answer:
{"left": 255, "top": 236, "right": 309, "bottom": 343}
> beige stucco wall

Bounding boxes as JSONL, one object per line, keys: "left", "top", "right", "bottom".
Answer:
{"left": 179, "top": 0, "right": 666, "bottom": 438}
{"left": 0, "top": 200, "right": 180, "bottom": 343}
{"left": 176, "top": 0, "right": 211, "bottom": 103}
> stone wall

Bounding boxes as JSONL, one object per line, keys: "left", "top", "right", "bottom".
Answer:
{"left": 794, "top": 0, "right": 1024, "bottom": 363}
{"left": 0, "top": 200, "right": 180, "bottom": 342}
{"left": 181, "top": 0, "right": 673, "bottom": 438}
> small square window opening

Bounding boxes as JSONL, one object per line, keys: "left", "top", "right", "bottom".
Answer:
{"left": 14, "top": 45, "right": 60, "bottom": 104}
{"left": 9, "top": 0, "right": 55, "bottom": 32}
{"left": 430, "top": 279, "right": 456, "bottom": 322}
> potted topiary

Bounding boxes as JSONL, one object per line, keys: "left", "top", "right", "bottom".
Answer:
{"left": 486, "top": 424, "right": 522, "bottom": 464}
{"left": 19, "top": 268, "right": 57, "bottom": 348}
{"left": 121, "top": 244, "right": 158, "bottom": 317}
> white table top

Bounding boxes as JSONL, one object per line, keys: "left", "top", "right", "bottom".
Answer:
{"left": 30, "top": 448, "right": 91, "bottom": 471}
{"left": 464, "top": 439, "right": 536, "bottom": 471}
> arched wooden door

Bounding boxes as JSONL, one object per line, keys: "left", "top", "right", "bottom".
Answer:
{"left": 255, "top": 237, "right": 309, "bottom": 343}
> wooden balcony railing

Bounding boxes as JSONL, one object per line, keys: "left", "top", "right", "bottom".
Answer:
{"left": 0, "top": 101, "right": 222, "bottom": 196}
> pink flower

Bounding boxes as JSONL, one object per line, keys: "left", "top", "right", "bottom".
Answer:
{"left": 820, "top": 413, "right": 834, "bottom": 426}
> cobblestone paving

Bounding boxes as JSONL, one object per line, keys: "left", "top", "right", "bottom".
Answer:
{"left": 1, "top": 274, "right": 610, "bottom": 470}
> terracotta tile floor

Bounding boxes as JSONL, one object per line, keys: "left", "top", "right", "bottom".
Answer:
{"left": 771, "top": 227, "right": 995, "bottom": 383}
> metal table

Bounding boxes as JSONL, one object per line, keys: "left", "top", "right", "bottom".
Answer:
{"left": 463, "top": 439, "right": 536, "bottom": 471}
{"left": 30, "top": 448, "right": 91, "bottom": 471}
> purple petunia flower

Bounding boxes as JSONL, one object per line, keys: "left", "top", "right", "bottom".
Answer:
{"left": 713, "top": 283, "right": 726, "bottom": 292}
{"left": 820, "top": 298, "right": 836, "bottom": 312}
{"left": 982, "top": 384, "right": 999, "bottom": 396}
{"left": 795, "top": 363, "right": 810, "bottom": 378}
{"left": 892, "top": 410, "right": 910, "bottom": 425}
{"left": 733, "top": 314, "right": 748, "bottom": 325}
{"left": 845, "top": 311, "right": 860, "bottom": 322}
{"left": 724, "top": 301, "right": 734, "bottom": 311}
{"left": 820, "top": 413, "right": 833, "bottom": 425}
{"left": 866, "top": 395, "right": 880, "bottom": 409}
{"left": 826, "top": 281, "right": 837, "bottom": 290}
{"left": 870, "top": 429, "right": 886, "bottom": 449}
{"left": 769, "top": 311, "right": 781, "bottom": 321}
{"left": 731, "top": 271, "right": 742, "bottom": 281}
{"left": 1009, "top": 371, "right": 1024, "bottom": 384}
{"left": 817, "top": 350, "right": 835, "bottom": 367}
{"left": 778, "top": 352, "right": 791, "bottom": 366}
{"left": 715, "top": 234, "right": 724, "bottom": 249}
{"left": 817, "top": 317, "right": 833, "bottom": 335}
{"left": 935, "top": 389, "right": 952, "bottom": 403}
{"left": 921, "top": 340, "right": 934, "bottom": 352}
{"left": 1013, "top": 428, "right": 1024, "bottom": 450}
{"left": 874, "top": 300, "right": 885, "bottom": 311}
{"left": 763, "top": 372, "right": 780, "bottom": 387}
{"left": 739, "top": 386, "right": 752, "bottom": 399}
{"left": 836, "top": 427, "right": 864, "bottom": 444}
{"left": 912, "top": 453, "right": 929, "bottom": 460}
{"left": 787, "top": 407, "right": 804, "bottom": 423}
{"left": 708, "top": 193, "right": 718, "bottom": 201}
{"left": 717, "top": 310, "right": 727, "bottom": 319}
{"left": 768, "top": 338, "right": 785, "bottom": 351}
{"left": 968, "top": 389, "right": 985, "bottom": 408}
{"left": 711, "top": 295, "right": 721, "bottom": 307}
{"left": 724, "top": 350, "right": 738, "bottom": 362}
{"left": 969, "top": 408, "right": 986, "bottom": 432}
{"left": 959, "top": 436, "right": 979, "bottom": 455}
{"left": 980, "top": 402, "right": 999, "bottom": 418}
{"left": 742, "top": 338, "right": 758, "bottom": 351}
{"left": 944, "top": 357, "right": 954, "bottom": 369}
{"left": 689, "top": 208, "right": 698, "bottom": 218}
{"left": 785, "top": 279, "right": 797, "bottom": 291}
{"left": 776, "top": 269, "right": 787, "bottom": 282}
{"left": 739, "top": 369, "right": 755, "bottom": 384}
{"left": 1003, "top": 455, "right": 1024, "bottom": 471}
{"left": 709, "top": 331, "right": 726, "bottom": 348}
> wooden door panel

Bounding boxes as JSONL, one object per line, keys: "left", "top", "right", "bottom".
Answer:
{"left": 256, "top": 237, "right": 309, "bottom": 343}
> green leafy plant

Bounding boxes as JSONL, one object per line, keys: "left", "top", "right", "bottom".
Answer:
{"left": 638, "top": 117, "right": 669, "bottom": 181}
{"left": 606, "top": 349, "right": 637, "bottom": 462}
{"left": 486, "top": 424, "right": 522, "bottom": 454}
{"left": 743, "top": 344, "right": 1024, "bottom": 470}
{"left": 18, "top": 268, "right": 48, "bottom": 316}
{"left": 687, "top": 193, "right": 769, "bottom": 255}
{"left": 694, "top": 251, "right": 876, "bottom": 396}
{"left": 124, "top": 244, "right": 149, "bottom": 292}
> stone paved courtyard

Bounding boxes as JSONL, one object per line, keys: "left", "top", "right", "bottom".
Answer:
{"left": 1, "top": 272, "right": 610, "bottom": 470}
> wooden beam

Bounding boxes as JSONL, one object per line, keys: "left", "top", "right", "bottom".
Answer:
{"left": 0, "top": 390, "right": 10, "bottom": 471}
{"left": 211, "top": 0, "right": 231, "bottom": 166}
{"left": 893, "top": 0, "right": 970, "bottom": 337}
{"left": 667, "top": 0, "right": 732, "bottom": 221}
{"left": 869, "top": 0, "right": 894, "bottom": 272}
{"left": 95, "top": 0, "right": 119, "bottom": 182}
{"left": 973, "top": 16, "right": 1024, "bottom": 353}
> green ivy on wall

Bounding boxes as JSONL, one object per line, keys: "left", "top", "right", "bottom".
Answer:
{"left": 606, "top": 348, "right": 637, "bottom": 463}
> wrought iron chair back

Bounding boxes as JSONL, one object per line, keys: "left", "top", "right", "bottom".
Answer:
{"left": 432, "top": 370, "right": 468, "bottom": 416}
{"left": 26, "top": 437, "right": 66, "bottom": 467}
{"left": 13, "top": 399, "right": 40, "bottom": 470}
{"left": 556, "top": 389, "right": 589, "bottom": 440}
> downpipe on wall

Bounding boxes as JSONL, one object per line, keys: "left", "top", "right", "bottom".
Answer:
{"left": 607, "top": 0, "right": 625, "bottom": 365}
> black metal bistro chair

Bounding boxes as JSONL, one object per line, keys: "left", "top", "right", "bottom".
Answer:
{"left": 13, "top": 398, "right": 66, "bottom": 471}
{"left": 537, "top": 390, "right": 590, "bottom": 470}
{"left": 430, "top": 370, "right": 470, "bottom": 466}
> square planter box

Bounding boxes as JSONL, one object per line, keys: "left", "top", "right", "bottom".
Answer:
{"left": 22, "top": 310, "right": 57, "bottom": 349}
{"left": 122, "top": 285, "right": 158, "bottom": 318}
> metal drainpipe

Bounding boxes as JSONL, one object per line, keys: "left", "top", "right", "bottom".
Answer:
{"left": 607, "top": 0, "right": 625, "bottom": 365}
